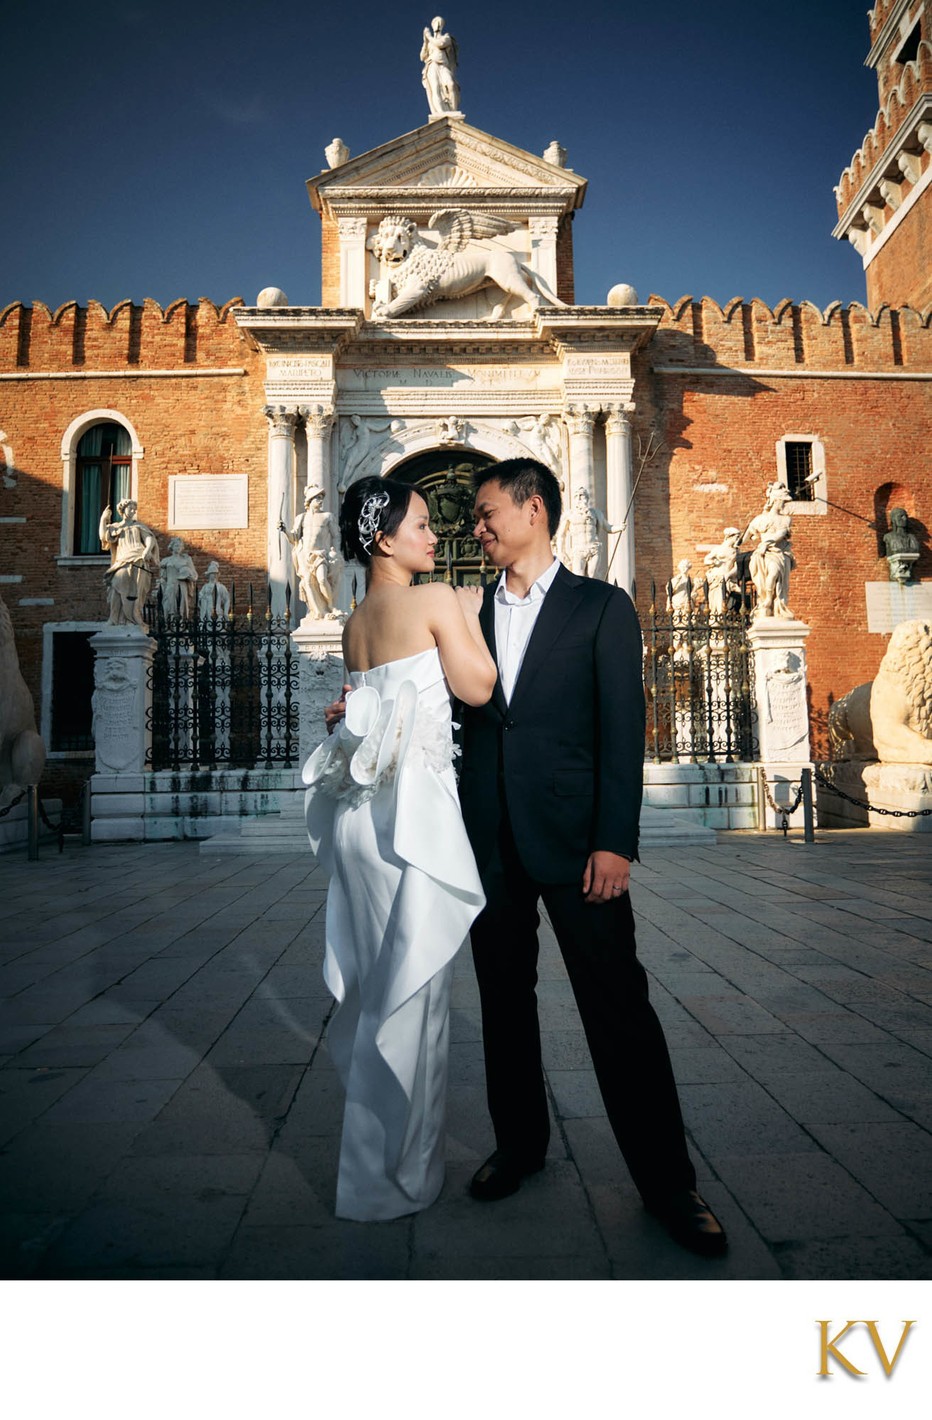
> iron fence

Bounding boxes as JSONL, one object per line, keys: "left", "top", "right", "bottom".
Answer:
{"left": 145, "top": 585, "right": 299, "bottom": 772}
{"left": 641, "top": 585, "right": 757, "bottom": 763}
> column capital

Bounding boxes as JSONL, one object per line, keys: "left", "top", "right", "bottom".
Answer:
{"left": 263, "top": 405, "right": 299, "bottom": 437}
{"left": 337, "top": 215, "right": 370, "bottom": 241}
{"left": 564, "top": 404, "right": 596, "bottom": 437}
{"left": 300, "top": 405, "right": 335, "bottom": 439}
{"left": 528, "top": 215, "right": 558, "bottom": 240}
{"left": 603, "top": 405, "right": 633, "bottom": 435}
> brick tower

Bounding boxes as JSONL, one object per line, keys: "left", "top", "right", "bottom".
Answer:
{"left": 834, "top": 0, "right": 932, "bottom": 310}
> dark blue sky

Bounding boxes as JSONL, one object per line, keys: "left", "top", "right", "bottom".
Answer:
{"left": 3, "top": 0, "right": 879, "bottom": 312}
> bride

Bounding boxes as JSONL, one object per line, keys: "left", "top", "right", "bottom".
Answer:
{"left": 303, "top": 476, "right": 497, "bottom": 1220}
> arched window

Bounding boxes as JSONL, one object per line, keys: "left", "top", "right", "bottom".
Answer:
{"left": 59, "top": 410, "right": 143, "bottom": 561}
{"left": 73, "top": 423, "right": 132, "bottom": 554}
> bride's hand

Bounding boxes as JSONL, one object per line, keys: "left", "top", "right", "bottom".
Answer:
{"left": 324, "top": 684, "right": 352, "bottom": 734}
{"left": 455, "top": 585, "right": 483, "bottom": 617}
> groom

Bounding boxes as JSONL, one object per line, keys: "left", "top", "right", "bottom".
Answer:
{"left": 459, "top": 458, "right": 726, "bottom": 1257}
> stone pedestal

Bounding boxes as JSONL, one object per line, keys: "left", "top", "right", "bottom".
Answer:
{"left": 291, "top": 620, "right": 346, "bottom": 768}
{"left": 816, "top": 762, "right": 932, "bottom": 832}
{"left": 89, "top": 626, "right": 156, "bottom": 841}
{"left": 747, "top": 616, "right": 815, "bottom": 829}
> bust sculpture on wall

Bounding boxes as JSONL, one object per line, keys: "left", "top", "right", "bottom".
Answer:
{"left": 883, "top": 507, "right": 921, "bottom": 583}
{"left": 367, "top": 211, "right": 562, "bottom": 320}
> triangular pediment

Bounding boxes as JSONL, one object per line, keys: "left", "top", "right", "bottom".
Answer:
{"left": 308, "top": 117, "right": 586, "bottom": 212}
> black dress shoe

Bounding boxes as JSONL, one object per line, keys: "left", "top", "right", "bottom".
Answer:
{"left": 645, "top": 1189, "right": 728, "bottom": 1257}
{"left": 469, "top": 1150, "right": 546, "bottom": 1202}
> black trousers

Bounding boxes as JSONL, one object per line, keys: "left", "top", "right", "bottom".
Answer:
{"left": 469, "top": 807, "right": 697, "bottom": 1203}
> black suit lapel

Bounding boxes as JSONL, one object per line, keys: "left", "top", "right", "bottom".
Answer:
{"left": 480, "top": 581, "right": 508, "bottom": 717}
{"left": 508, "top": 565, "right": 584, "bottom": 711}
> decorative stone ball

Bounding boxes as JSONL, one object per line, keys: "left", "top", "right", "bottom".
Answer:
{"left": 606, "top": 283, "right": 639, "bottom": 307}
{"left": 257, "top": 287, "right": 288, "bottom": 308}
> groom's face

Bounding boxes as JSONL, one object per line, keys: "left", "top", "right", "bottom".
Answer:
{"left": 472, "top": 479, "right": 541, "bottom": 567}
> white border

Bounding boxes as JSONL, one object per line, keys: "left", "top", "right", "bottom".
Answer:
{"left": 775, "top": 434, "right": 827, "bottom": 516}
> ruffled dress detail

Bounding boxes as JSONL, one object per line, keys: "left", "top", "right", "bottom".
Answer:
{"left": 303, "top": 648, "right": 485, "bottom": 1221}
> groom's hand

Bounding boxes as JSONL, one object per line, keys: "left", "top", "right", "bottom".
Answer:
{"left": 582, "top": 850, "right": 631, "bottom": 904}
{"left": 324, "top": 684, "right": 352, "bottom": 735}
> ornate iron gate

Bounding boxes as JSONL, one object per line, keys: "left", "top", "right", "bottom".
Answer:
{"left": 145, "top": 586, "right": 299, "bottom": 772}
{"left": 641, "top": 587, "right": 757, "bottom": 763}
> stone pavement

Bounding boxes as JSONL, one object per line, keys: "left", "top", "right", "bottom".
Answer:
{"left": 0, "top": 830, "right": 930, "bottom": 1281}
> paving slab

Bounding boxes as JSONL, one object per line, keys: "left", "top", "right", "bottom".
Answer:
{"left": 0, "top": 830, "right": 929, "bottom": 1280}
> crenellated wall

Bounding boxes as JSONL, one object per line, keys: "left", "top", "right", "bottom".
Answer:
{"left": 0, "top": 297, "right": 248, "bottom": 371}
{"left": 645, "top": 294, "right": 932, "bottom": 367}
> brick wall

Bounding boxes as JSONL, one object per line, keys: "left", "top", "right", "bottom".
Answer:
{"left": 632, "top": 295, "right": 932, "bottom": 757}
{"left": 0, "top": 298, "right": 267, "bottom": 805}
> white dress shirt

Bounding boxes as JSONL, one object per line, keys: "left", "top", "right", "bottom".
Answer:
{"left": 493, "top": 557, "right": 561, "bottom": 703}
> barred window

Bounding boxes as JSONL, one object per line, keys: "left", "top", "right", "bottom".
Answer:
{"left": 784, "top": 441, "right": 814, "bottom": 501}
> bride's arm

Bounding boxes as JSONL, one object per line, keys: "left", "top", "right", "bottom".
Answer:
{"left": 421, "top": 583, "right": 497, "bottom": 706}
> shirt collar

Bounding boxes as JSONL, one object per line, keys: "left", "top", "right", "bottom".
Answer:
{"left": 494, "top": 557, "right": 561, "bottom": 606}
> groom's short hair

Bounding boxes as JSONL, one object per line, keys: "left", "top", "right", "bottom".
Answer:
{"left": 474, "top": 458, "right": 563, "bottom": 539}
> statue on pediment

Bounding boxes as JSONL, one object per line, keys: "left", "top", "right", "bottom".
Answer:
{"left": 421, "top": 17, "right": 460, "bottom": 117}
{"left": 367, "top": 209, "right": 562, "bottom": 321}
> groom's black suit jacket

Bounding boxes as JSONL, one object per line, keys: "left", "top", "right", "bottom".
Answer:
{"left": 457, "top": 564, "right": 645, "bottom": 884}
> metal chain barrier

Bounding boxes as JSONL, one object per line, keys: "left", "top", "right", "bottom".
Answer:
{"left": 0, "top": 790, "right": 27, "bottom": 819}
{"left": 814, "top": 767, "right": 932, "bottom": 819}
{"left": 759, "top": 771, "right": 805, "bottom": 838}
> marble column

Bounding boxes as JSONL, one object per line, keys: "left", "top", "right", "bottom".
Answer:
{"left": 564, "top": 405, "right": 595, "bottom": 500}
{"left": 605, "top": 405, "right": 636, "bottom": 596}
{"left": 302, "top": 405, "right": 335, "bottom": 506}
{"left": 264, "top": 405, "right": 298, "bottom": 617}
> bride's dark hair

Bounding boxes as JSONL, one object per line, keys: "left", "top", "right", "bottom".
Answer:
{"left": 339, "top": 477, "right": 414, "bottom": 566}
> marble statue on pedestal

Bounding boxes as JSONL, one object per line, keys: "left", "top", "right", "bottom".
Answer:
{"left": 420, "top": 17, "right": 460, "bottom": 116}
{"left": 703, "top": 528, "right": 741, "bottom": 616}
{"left": 666, "top": 558, "right": 694, "bottom": 615}
{"left": 883, "top": 507, "right": 921, "bottom": 584}
{"left": 367, "top": 211, "right": 562, "bottom": 320}
{"left": 742, "top": 483, "right": 795, "bottom": 619}
{"left": 98, "top": 498, "right": 159, "bottom": 629}
{"left": 198, "top": 561, "right": 231, "bottom": 620}
{"left": 279, "top": 486, "right": 344, "bottom": 622}
{"left": 0, "top": 591, "right": 46, "bottom": 800}
{"left": 160, "top": 537, "right": 198, "bottom": 618}
{"left": 828, "top": 618, "right": 932, "bottom": 764}
{"left": 558, "top": 486, "right": 618, "bottom": 580}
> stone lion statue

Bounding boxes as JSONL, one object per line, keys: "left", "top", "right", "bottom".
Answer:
{"left": 367, "top": 209, "right": 563, "bottom": 320}
{"left": 0, "top": 591, "right": 46, "bottom": 802}
{"left": 828, "top": 618, "right": 932, "bottom": 764}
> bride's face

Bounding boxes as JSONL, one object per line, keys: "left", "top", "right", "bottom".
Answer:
{"left": 379, "top": 492, "right": 437, "bottom": 575}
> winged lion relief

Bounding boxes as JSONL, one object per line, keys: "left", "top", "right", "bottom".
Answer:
{"left": 366, "top": 209, "right": 563, "bottom": 320}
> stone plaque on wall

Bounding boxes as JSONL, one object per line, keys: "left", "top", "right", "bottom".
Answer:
{"left": 865, "top": 581, "right": 932, "bottom": 633}
{"left": 168, "top": 476, "right": 249, "bottom": 530}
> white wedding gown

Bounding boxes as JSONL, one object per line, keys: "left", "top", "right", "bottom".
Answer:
{"left": 303, "top": 648, "right": 485, "bottom": 1221}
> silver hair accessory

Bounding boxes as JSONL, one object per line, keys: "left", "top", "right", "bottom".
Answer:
{"left": 357, "top": 489, "right": 391, "bottom": 553}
